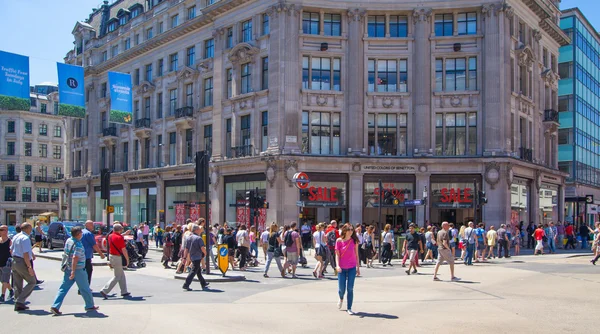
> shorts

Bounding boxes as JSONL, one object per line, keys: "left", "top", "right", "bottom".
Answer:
{"left": 477, "top": 242, "right": 486, "bottom": 251}
{"left": 437, "top": 248, "right": 454, "bottom": 264}
{"left": 449, "top": 241, "right": 456, "bottom": 249}
{"left": 408, "top": 249, "right": 418, "bottom": 263}
{"left": 35, "top": 235, "right": 43, "bottom": 243}
{"left": 287, "top": 252, "right": 299, "bottom": 265}
{"left": 0, "top": 265, "right": 11, "bottom": 283}
{"left": 535, "top": 240, "right": 543, "bottom": 251}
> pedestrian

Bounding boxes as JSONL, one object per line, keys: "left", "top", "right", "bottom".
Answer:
{"left": 547, "top": 222, "right": 558, "bottom": 254}
{"left": 590, "top": 230, "right": 600, "bottom": 265}
{"left": 33, "top": 221, "right": 45, "bottom": 253}
{"left": 176, "top": 223, "right": 193, "bottom": 274}
{"left": 458, "top": 224, "right": 466, "bottom": 260}
{"left": 432, "top": 222, "right": 461, "bottom": 282}
{"left": 418, "top": 227, "right": 427, "bottom": 263}
{"left": 513, "top": 228, "right": 521, "bottom": 256}
{"left": 580, "top": 223, "right": 590, "bottom": 250}
{"left": 143, "top": 222, "right": 150, "bottom": 245}
{"left": 324, "top": 221, "right": 339, "bottom": 275}
{"left": 565, "top": 223, "right": 575, "bottom": 249}
{"left": 356, "top": 225, "right": 365, "bottom": 267}
{"left": 260, "top": 227, "right": 270, "bottom": 262}
{"left": 182, "top": 224, "right": 210, "bottom": 291}
{"left": 363, "top": 225, "right": 375, "bottom": 268}
{"left": 449, "top": 223, "right": 458, "bottom": 259}
{"left": 162, "top": 226, "right": 174, "bottom": 268}
{"left": 312, "top": 223, "right": 326, "bottom": 278}
{"left": 497, "top": 224, "right": 510, "bottom": 258}
{"left": 0, "top": 225, "right": 15, "bottom": 302}
{"left": 224, "top": 228, "right": 237, "bottom": 270}
{"left": 264, "top": 224, "right": 284, "bottom": 278}
{"left": 301, "top": 221, "right": 312, "bottom": 250}
{"left": 526, "top": 222, "right": 535, "bottom": 249}
{"left": 236, "top": 225, "right": 250, "bottom": 271}
{"left": 534, "top": 224, "right": 546, "bottom": 255}
{"left": 10, "top": 223, "right": 37, "bottom": 311}
{"left": 249, "top": 226, "right": 258, "bottom": 259}
{"left": 171, "top": 225, "right": 183, "bottom": 266}
{"left": 556, "top": 222, "right": 565, "bottom": 249}
{"left": 424, "top": 226, "right": 436, "bottom": 263}
{"left": 463, "top": 221, "right": 476, "bottom": 265}
{"left": 100, "top": 224, "right": 130, "bottom": 299}
{"left": 381, "top": 224, "right": 394, "bottom": 266}
{"left": 335, "top": 223, "right": 360, "bottom": 315}
{"left": 283, "top": 222, "right": 301, "bottom": 278}
{"left": 81, "top": 220, "right": 105, "bottom": 289}
{"left": 588, "top": 223, "right": 600, "bottom": 257}
{"left": 155, "top": 225, "right": 164, "bottom": 248}
{"left": 50, "top": 226, "right": 99, "bottom": 315}
{"left": 403, "top": 223, "right": 423, "bottom": 275}
{"left": 486, "top": 226, "right": 497, "bottom": 259}
{"left": 474, "top": 223, "right": 487, "bottom": 262}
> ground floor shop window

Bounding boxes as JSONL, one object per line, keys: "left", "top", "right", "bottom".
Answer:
{"left": 166, "top": 183, "right": 204, "bottom": 224}
{"left": 94, "top": 190, "right": 124, "bottom": 223}
{"left": 131, "top": 187, "right": 157, "bottom": 226}
{"left": 71, "top": 192, "right": 88, "bottom": 221}
{"left": 510, "top": 178, "right": 530, "bottom": 226}
{"left": 224, "top": 180, "right": 266, "bottom": 227}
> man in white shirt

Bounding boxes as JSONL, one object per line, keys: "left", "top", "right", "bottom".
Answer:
{"left": 260, "top": 228, "right": 270, "bottom": 261}
{"left": 10, "top": 223, "right": 37, "bottom": 311}
{"left": 136, "top": 224, "right": 146, "bottom": 258}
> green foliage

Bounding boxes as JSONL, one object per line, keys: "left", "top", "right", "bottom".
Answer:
{"left": 110, "top": 109, "right": 132, "bottom": 124}
{"left": 0, "top": 95, "right": 30, "bottom": 110}
{"left": 58, "top": 103, "right": 86, "bottom": 118}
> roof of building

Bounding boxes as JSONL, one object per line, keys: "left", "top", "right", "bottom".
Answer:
{"left": 561, "top": 7, "right": 600, "bottom": 44}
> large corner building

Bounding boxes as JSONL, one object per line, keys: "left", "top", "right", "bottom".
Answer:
{"left": 63, "top": 0, "right": 569, "bottom": 229}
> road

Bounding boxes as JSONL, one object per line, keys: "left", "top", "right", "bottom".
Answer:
{"left": 1, "top": 247, "right": 598, "bottom": 333}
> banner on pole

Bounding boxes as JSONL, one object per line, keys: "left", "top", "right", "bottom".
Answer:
{"left": 0, "top": 50, "right": 30, "bottom": 110}
{"left": 175, "top": 204, "right": 186, "bottom": 225}
{"left": 57, "top": 63, "right": 85, "bottom": 118}
{"left": 108, "top": 71, "right": 132, "bottom": 124}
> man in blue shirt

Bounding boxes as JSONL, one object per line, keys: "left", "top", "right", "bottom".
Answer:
{"left": 475, "top": 223, "right": 487, "bottom": 262}
{"left": 82, "top": 221, "right": 105, "bottom": 285}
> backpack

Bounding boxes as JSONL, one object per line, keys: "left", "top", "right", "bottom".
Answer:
{"left": 284, "top": 231, "right": 294, "bottom": 247}
{"left": 327, "top": 230, "right": 337, "bottom": 248}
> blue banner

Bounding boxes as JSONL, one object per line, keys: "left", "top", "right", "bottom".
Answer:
{"left": 57, "top": 63, "right": 86, "bottom": 118}
{"left": 108, "top": 71, "right": 132, "bottom": 124}
{"left": 0, "top": 50, "right": 30, "bottom": 110}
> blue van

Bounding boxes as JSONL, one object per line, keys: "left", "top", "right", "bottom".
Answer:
{"left": 47, "top": 221, "right": 84, "bottom": 249}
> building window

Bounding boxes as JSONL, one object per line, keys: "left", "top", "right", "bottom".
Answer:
{"left": 301, "top": 111, "right": 340, "bottom": 155}
{"left": 368, "top": 59, "right": 408, "bottom": 92}
{"left": 185, "top": 129, "right": 193, "bottom": 162}
{"left": 262, "top": 13, "right": 270, "bottom": 35}
{"left": 134, "top": 100, "right": 140, "bottom": 119}
{"left": 108, "top": 21, "right": 117, "bottom": 32}
{"left": 187, "top": 46, "right": 195, "bottom": 66}
{"left": 158, "top": 21, "right": 164, "bottom": 34}
{"left": 145, "top": 63, "right": 152, "bottom": 82}
{"left": 53, "top": 145, "right": 61, "bottom": 159}
{"left": 187, "top": 6, "right": 196, "bottom": 20}
{"left": 124, "top": 38, "right": 131, "bottom": 50}
{"left": 368, "top": 15, "right": 385, "bottom": 37}
{"left": 458, "top": 12, "right": 477, "bottom": 35}
{"left": 169, "top": 132, "right": 176, "bottom": 165}
{"left": 435, "top": 112, "right": 477, "bottom": 156}
{"left": 25, "top": 122, "right": 32, "bottom": 134}
{"left": 204, "top": 125, "right": 212, "bottom": 156}
{"left": 134, "top": 34, "right": 140, "bottom": 45}
{"left": 7, "top": 120, "right": 15, "bottom": 133}
{"left": 102, "top": 51, "right": 108, "bottom": 62}
{"left": 7, "top": 142, "right": 15, "bottom": 155}
{"left": 111, "top": 45, "right": 118, "bottom": 58}
{"left": 123, "top": 143, "right": 129, "bottom": 171}
{"left": 204, "top": 39, "right": 214, "bottom": 59}
{"left": 144, "top": 97, "right": 151, "bottom": 118}
{"left": 302, "top": 12, "right": 320, "bottom": 35}
{"left": 101, "top": 82, "right": 107, "bottom": 97}
{"left": 5, "top": 187, "right": 16, "bottom": 202}
{"left": 157, "top": 92, "right": 163, "bottom": 119}
{"left": 144, "top": 138, "right": 150, "bottom": 168}
{"left": 41, "top": 104, "right": 47, "bottom": 114}
{"left": 324, "top": 14, "right": 341, "bottom": 36}
{"left": 186, "top": 83, "right": 193, "bottom": 107}
{"left": 435, "top": 14, "right": 454, "bottom": 36}
{"left": 240, "top": 115, "right": 251, "bottom": 149}
{"left": 51, "top": 188, "right": 59, "bottom": 202}
{"left": 158, "top": 59, "right": 164, "bottom": 76}
{"left": 226, "top": 68, "right": 233, "bottom": 98}
{"left": 7, "top": 164, "right": 14, "bottom": 177}
{"left": 132, "top": 141, "right": 138, "bottom": 169}
{"left": 119, "top": 15, "right": 128, "bottom": 26}
{"left": 22, "top": 187, "right": 31, "bottom": 202}
{"left": 40, "top": 166, "right": 47, "bottom": 178}
{"left": 302, "top": 56, "right": 341, "bottom": 91}
{"left": 241, "top": 63, "right": 252, "bottom": 94}
{"left": 101, "top": 146, "right": 107, "bottom": 169}
{"left": 25, "top": 142, "right": 32, "bottom": 156}
{"left": 389, "top": 15, "right": 408, "bottom": 37}
{"left": 435, "top": 57, "right": 477, "bottom": 92}
{"left": 261, "top": 57, "right": 269, "bottom": 90}
{"left": 171, "top": 14, "right": 179, "bottom": 28}
{"left": 39, "top": 124, "right": 47, "bottom": 136}
{"left": 53, "top": 167, "right": 61, "bottom": 179}
{"left": 157, "top": 134, "right": 163, "bottom": 167}
{"left": 169, "top": 88, "right": 177, "bottom": 115}
{"left": 261, "top": 111, "right": 268, "bottom": 152}
{"left": 54, "top": 125, "right": 62, "bottom": 137}
{"left": 225, "top": 118, "right": 232, "bottom": 157}
{"left": 204, "top": 77, "right": 213, "bottom": 107}
{"left": 134, "top": 68, "right": 140, "bottom": 85}
{"left": 367, "top": 113, "right": 407, "bottom": 156}
{"left": 170, "top": 53, "right": 178, "bottom": 71}
{"left": 131, "top": 6, "right": 142, "bottom": 18}
{"left": 24, "top": 165, "right": 31, "bottom": 181}
{"left": 226, "top": 27, "right": 233, "bottom": 48}
{"left": 242, "top": 19, "right": 252, "bottom": 42}
{"left": 37, "top": 188, "right": 49, "bottom": 203}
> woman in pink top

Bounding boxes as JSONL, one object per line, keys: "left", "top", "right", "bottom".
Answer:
{"left": 249, "top": 227, "right": 258, "bottom": 258}
{"left": 335, "top": 223, "right": 360, "bottom": 315}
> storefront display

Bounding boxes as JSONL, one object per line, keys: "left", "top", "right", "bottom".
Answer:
{"left": 539, "top": 183, "right": 558, "bottom": 224}
{"left": 94, "top": 190, "right": 124, "bottom": 223}
{"left": 298, "top": 174, "right": 347, "bottom": 225}
{"left": 363, "top": 178, "right": 415, "bottom": 230}
{"left": 430, "top": 175, "right": 479, "bottom": 225}
{"left": 131, "top": 186, "right": 157, "bottom": 226}
{"left": 71, "top": 191, "right": 88, "bottom": 221}
{"left": 224, "top": 174, "right": 266, "bottom": 227}
{"left": 510, "top": 178, "right": 530, "bottom": 226}
{"left": 165, "top": 180, "right": 203, "bottom": 224}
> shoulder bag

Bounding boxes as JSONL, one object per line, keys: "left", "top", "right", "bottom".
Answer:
{"left": 61, "top": 241, "right": 77, "bottom": 272}
{"left": 110, "top": 234, "right": 128, "bottom": 267}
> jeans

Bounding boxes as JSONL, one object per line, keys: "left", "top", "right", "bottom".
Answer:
{"left": 432, "top": 244, "right": 439, "bottom": 259}
{"left": 184, "top": 260, "right": 207, "bottom": 288}
{"left": 464, "top": 243, "right": 475, "bottom": 265}
{"left": 250, "top": 242, "right": 259, "bottom": 258}
{"left": 338, "top": 267, "right": 357, "bottom": 310}
{"left": 102, "top": 255, "right": 128, "bottom": 295}
{"left": 155, "top": 235, "right": 163, "bottom": 248}
{"left": 264, "top": 251, "right": 283, "bottom": 274}
{"left": 85, "top": 258, "right": 93, "bottom": 284}
{"left": 52, "top": 268, "right": 94, "bottom": 310}
{"left": 548, "top": 238, "right": 556, "bottom": 253}
{"left": 498, "top": 240, "right": 509, "bottom": 258}
{"left": 12, "top": 257, "right": 36, "bottom": 305}
{"left": 581, "top": 236, "right": 588, "bottom": 250}
{"left": 239, "top": 246, "right": 249, "bottom": 268}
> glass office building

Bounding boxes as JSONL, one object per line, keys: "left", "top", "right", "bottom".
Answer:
{"left": 559, "top": 8, "right": 600, "bottom": 226}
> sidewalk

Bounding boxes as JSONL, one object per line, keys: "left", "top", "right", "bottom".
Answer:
{"left": 34, "top": 249, "right": 109, "bottom": 266}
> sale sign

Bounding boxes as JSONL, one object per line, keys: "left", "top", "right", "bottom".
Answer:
{"left": 190, "top": 204, "right": 200, "bottom": 221}
{"left": 175, "top": 204, "right": 186, "bottom": 224}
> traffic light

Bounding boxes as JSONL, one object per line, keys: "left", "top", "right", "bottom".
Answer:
{"left": 245, "top": 190, "right": 255, "bottom": 208}
{"left": 100, "top": 168, "right": 110, "bottom": 200}
{"left": 383, "top": 191, "right": 394, "bottom": 205}
{"left": 478, "top": 191, "right": 488, "bottom": 205}
{"left": 255, "top": 195, "right": 265, "bottom": 208}
{"left": 195, "top": 151, "right": 208, "bottom": 193}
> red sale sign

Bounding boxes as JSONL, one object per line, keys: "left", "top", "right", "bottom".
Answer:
{"left": 175, "top": 204, "right": 186, "bottom": 225}
{"left": 190, "top": 204, "right": 200, "bottom": 221}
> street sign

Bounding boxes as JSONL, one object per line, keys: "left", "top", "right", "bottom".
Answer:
{"left": 403, "top": 199, "right": 424, "bottom": 206}
{"left": 296, "top": 201, "right": 304, "bottom": 207}
{"left": 106, "top": 205, "right": 115, "bottom": 213}
{"left": 217, "top": 244, "right": 229, "bottom": 276}
{"left": 293, "top": 172, "right": 310, "bottom": 189}
{"left": 586, "top": 195, "right": 594, "bottom": 204}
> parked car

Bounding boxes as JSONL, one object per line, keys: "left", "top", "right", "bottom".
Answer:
{"left": 7, "top": 226, "right": 17, "bottom": 239}
{"left": 94, "top": 222, "right": 134, "bottom": 253}
{"left": 47, "top": 222, "right": 84, "bottom": 249}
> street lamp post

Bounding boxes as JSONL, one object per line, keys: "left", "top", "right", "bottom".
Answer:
{"left": 423, "top": 186, "right": 428, "bottom": 227}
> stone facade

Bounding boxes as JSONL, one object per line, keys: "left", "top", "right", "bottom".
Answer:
{"left": 64, "top": 0, "right": 568, "bottom": 229}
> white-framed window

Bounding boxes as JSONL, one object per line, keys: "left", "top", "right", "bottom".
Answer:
{"left": 389, "top": 15, "right": 408, "bottom": 37}
{"left": 169, "top": 88, "right": 177, "bottom": 115}
{"left": 226, "top": 68, "right": 233, "bottom": 98}
{"left": 368, "top": 59, "right": 408, "bottom": 92}
{"left": 367, "top": 15, "right": 385, "bottom": 37}
{"left": 301, "top": 111, "right": 341, "bottom": 155}
{"left": 302, "top": 56, "right": 341, "bottom": 91}
{"left": 435, "top": 57, "right": 477, "bottom": 92}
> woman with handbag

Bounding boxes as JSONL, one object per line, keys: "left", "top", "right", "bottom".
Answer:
{"left": 381, "top": 224, "right": 394, "bottom": 266}
{"left": 312, "top": 223, "right": 326, "bottom": 278}
{"left": 171, "top": 225, "right": 183, "bottom": 266}
{"left": 264, "top": 224, "right": 284, "bottom": 278}
{"left": 336, "top": 223, "right": 360, "bottom": 315}
{"left": 50, "top": 226, "right": 98, "bottom": 315}
{"left": 162, "top": 225, "right": 174, "bottom": 269}
{"left": 363, "top": 225, "right": 375, "bottom": 268}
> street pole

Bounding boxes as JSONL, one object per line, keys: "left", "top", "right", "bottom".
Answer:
{"left": 473, "top": 178, "right": 478, "bottom": 226}
{"left": 204, "top": 156, "right": 210, "bottom": 275}
{"left": 378, "top": 179, "right": 383, "bottom": 263}
{"left": 423, "top": 186, "right": 428, "bottom": 227}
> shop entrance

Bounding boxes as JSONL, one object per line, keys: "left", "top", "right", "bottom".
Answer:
{"left": 302, "top": 207, "right": 346, "bottom": 225}
{"left": 5, "top": 211, "right": 16, "bottom": 225}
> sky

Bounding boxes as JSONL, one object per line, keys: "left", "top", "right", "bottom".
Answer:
{"left": 0, "top": 0, "right": 598, "bottom": 85}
